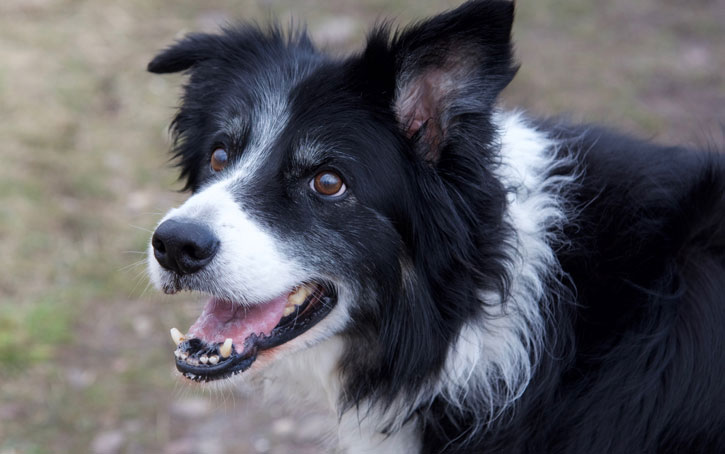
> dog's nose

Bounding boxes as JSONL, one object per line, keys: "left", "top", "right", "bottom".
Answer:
{"left": 152, "top": 219, "right": 220, "bottom": 275}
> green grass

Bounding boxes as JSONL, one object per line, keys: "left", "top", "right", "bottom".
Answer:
{"left": 0, "top": 299, "right": 72, "bottom": 368}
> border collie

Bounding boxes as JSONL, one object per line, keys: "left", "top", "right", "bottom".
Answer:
{"left": 146, "top": 1, "right": 725, "bottom": 452}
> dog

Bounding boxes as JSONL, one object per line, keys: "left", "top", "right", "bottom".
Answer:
{"left": 145, "top": 1, "right": 725, "bottom": 452}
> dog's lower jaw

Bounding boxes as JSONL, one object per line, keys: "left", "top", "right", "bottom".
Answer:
{"left": 257, "top": 336, "right": 422, "bottom": 453}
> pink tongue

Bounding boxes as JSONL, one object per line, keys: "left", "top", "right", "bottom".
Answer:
{"left": 186, "top": 296, "right": 289, "bottom": 353}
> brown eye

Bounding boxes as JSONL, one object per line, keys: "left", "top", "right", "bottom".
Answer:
{"left": 210, "top": 148, "right": 228, "bottom": 172}
{"left": 311, "top": 171, "right": 346, "bottom": 197}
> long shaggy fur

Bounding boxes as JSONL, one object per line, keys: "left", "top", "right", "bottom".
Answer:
{"left": 147, "top": 1, "right": 725, "bottom": 452}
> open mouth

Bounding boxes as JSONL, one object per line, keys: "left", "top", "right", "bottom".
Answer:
{"left": 169, "top": 281, "right": 336, "bottom": 382}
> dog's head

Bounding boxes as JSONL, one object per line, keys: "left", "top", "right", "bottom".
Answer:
{"left": 147, "top": 0, "right": 516, "bottom": 404}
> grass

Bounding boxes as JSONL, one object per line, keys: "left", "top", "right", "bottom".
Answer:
{"left": 0, "top": 0, "right": 721, "bottom": 452}
{"left": 0, "top": 298, "right": 73, "bottom": 368}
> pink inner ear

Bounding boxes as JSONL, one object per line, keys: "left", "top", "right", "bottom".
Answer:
{"left": 395, "top": 68, "right": 453, "bottom": 162}
{"left": 397, "top": 71, "right": 440, "bottom": 139}
{"left": 409, "top": 118, "right": 426, "bottom": 137}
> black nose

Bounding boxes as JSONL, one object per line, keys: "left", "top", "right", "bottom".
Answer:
{"left": 152, "top": 219, "right": 220, "bottom": 275}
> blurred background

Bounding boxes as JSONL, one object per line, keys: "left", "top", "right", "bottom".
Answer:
{"left": 0, "top": 0, "right": 722, "bottom": 452}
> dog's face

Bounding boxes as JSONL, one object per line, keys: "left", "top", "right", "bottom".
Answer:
{"left": 147, "top": 1, "right": 516, "bottom": 393}
{"left": 147, "top": 33, "right": 413, "bottom": 380}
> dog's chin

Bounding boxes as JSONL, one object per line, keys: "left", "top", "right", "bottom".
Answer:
{"left": 169, "top": 281, "right": 337, "bottom": 383}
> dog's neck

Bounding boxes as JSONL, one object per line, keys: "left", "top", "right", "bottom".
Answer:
{"left": 435, "top": 111, "right": 572, "bottom": 422}
{"left": 259, "top": 335, "right": 422, "bottom": 452}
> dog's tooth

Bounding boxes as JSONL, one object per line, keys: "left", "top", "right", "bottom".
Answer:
{"left": 187, "top": 357, "right": 199, "bottom": 366}
{"left": 200, "top": 355, "right": 208, "bottom": 364}
{"left": 208, "top": 355, "right": 219, "bottom": 365}
{"left": 179, "top": 351, "right": 188, "bottom": 360}
{"left": 170, "top": 327, "right": 184, "bottom": 346}
{"left": 283, "top": 305, "right": 295, "bottom": 317}
{"left": 288, "top": 286, "right": 310, "bottom": 306}
{"left": 220, "top": 338, "right": 233, "bottom": 358}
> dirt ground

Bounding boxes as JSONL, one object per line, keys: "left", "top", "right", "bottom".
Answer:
{"left": 0, "top": 0, "right": 722, "bottom": 453}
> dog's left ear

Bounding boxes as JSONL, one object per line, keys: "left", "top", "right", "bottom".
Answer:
{"left": 371, "top": 0, "right": 517, "bottom": 164}
{"left": 148, "top": 33, "right": 220, "bottom": 74}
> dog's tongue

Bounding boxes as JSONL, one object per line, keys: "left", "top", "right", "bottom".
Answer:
{"left": 186, "top": 296, "right": 288, "bottom": 353}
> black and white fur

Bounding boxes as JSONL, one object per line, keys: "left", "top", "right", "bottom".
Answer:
{"left": 146, "top": 1, "right": 725, "bottom": 452}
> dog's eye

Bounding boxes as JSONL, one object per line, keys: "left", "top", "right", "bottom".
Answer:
{"left": 210, "top": 148, "right": 228, "bottom": 172}
{"left": 311, "top": 171, "right": 346, "bottom": 197}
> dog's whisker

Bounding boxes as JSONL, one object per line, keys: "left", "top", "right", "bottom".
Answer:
{"left": 126, "top": 270, "right": 152, "bottom": 298}
{"left": 127, "top": 224, "right": 155, "bottom": 234}
{"left": 132, "top": 275, "right": 155, "bottom": 299}
{"left": 119, "top": 259, "right": 148, "bottom": 273}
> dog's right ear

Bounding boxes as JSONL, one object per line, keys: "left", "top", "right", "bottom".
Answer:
{"left": 360, "top": 0, "right": 517, "bottom": 165}
{"left": 148, "top": 34, "right": 219, "bottom": 74}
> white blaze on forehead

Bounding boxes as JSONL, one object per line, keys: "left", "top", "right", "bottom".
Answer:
{"left": 220, "top": 91, "right": 290, "bottom": 183}
{"left": 150, "top": 177, "right": 304, "bottom": 304}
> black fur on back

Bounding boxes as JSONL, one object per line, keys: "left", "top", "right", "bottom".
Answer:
{"left": 420, "top": 122, "right": 725, "bottom": 452}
